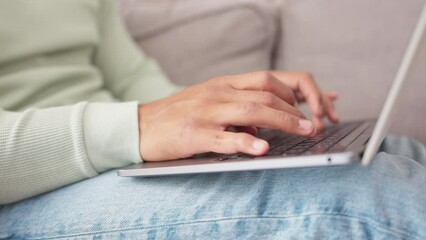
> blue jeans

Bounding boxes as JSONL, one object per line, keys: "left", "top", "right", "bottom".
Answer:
{"left": 1, "top": 136, "right": 426, "bottom": 239}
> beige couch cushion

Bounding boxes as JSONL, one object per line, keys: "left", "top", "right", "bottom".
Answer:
{"left": 276, "top": 0, "right": 426, "bottom": 143}
{"left": 119, "top": 0, "right": 280, "bottom": 85}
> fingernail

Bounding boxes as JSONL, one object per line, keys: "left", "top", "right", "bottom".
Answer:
{"left": 252, "top": 139, "right": 268, "bottom": 152}
{"left": 298, "top": 119, "right": 314, "bottom": 133}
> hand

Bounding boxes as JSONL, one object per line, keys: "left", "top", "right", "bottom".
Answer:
{"left": 138, "top": 71, "right": 338, "bottom": 161}
{"left": 270, "top": 71, "right": 339, "bottom": 130}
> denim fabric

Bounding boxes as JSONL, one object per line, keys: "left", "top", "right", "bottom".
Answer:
{"left": 1, "top": 135, "right": 425, "bottom": 239}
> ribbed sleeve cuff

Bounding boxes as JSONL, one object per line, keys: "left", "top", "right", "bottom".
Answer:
{"left": 83, "top": 101, "right": 142, "bottom": 173}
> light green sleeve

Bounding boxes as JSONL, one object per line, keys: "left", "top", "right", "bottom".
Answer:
{"left": 94, "top": 0, "right": 184, "bottom": 103}
{"left": 0, "top": 102, "right": 141, "bottom": 204}
{"left": 0, "top": 0, "right": 183, "bottom": 204}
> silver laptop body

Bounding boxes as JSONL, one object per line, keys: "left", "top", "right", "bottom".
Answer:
{"left": 118, "top": 2, "right": 426, "bottom": 177}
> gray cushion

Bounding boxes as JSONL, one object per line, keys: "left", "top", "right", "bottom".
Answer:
{"left": 119, "top": 0, "right": 280, "bottom": 85}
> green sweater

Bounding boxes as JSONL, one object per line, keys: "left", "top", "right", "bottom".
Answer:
{"left": 0, "top": 0, "right": 181, "bottom": 204}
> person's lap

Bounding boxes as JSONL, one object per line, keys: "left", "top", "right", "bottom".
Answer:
{"left": 1, "top": 136, "right": 426, "bottom": 239}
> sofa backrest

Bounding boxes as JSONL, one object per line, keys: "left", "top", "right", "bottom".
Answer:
{"left": 119, "top": 0, "right": 280, "bottom": 85}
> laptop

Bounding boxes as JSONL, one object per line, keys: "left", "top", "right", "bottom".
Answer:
{"left": 117, "top": 2, "right": 426, "bottom": 177}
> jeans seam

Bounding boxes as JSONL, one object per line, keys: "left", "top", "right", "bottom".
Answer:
{"left": 19, "top": 213, "right": 421, "bottom": 240}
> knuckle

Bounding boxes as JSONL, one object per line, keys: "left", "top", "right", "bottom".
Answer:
{"left": 277, "top": 111, "right": 289, "bottom": 125}
{"left": 296, "top": 111, "right": 305, "bottom": 119}
{"left": 257, "top": 71, "right": 273, "bottom": 87}
{"left": 290, "top": 108, "right": 304, "bottom": 119}
{"left": 213, "top": 75, "right": 233, "bottom": 87}
{"left": 212, "top": 131, "right": 225, "bottom": 148}
{"left": 309, "top": 92, "right": 321, "bottom": 102}
{"left": 235, "top": 134, "right": 250, "bottom": 149}
{"left": 300, "top": 72, "right": 314, "bottom": 81}
{"left": 276, "top": 112, "right": 296, "bottom": 127}
{"left": 240, "top": 102, "right": 260, "bottom": 115}
{"left": 185, "top": 101, "right": 205, "bottom": 117}
{"left": 209, "top": 76, "right": 224, "bottom": 84}
{"left": 299, "top": 72, "right": 315, "bottom": 86}
{"left": 315, "top": 93, "right": 323, "bottom": 102}
{"left": 286, "top": 91, "right": 296, "bottom": 104}
{"left": 260, "top": 92, "right": 276, "bottom": 106}
{"left": 199, "top": 86, "right": 220, "bottom": 98}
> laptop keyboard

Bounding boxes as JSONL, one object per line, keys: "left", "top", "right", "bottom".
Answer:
{"left": 216, "top": 121, "right": 362, "bottom": 161}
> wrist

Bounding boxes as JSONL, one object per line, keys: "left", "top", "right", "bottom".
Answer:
{"left": 138, "top": 104, "right": 149, "bottom": 155}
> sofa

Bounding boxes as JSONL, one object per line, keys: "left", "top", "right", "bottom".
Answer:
{"left": 118, "top": 0, "right": 426, "bottom": 144}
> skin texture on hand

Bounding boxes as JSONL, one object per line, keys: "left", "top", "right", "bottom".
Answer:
{"left": 138, "top": 71, "right": 339, "bottom": 161}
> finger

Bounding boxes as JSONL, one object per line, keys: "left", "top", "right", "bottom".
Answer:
{"left": 212, "top": 102, "right": 316, "bottom": 136}
{"left": 322, "top": 94, "right": 339, "bottom": 123}
{"left": 295, "top": 91, "right": 306, "bottom": 103}
{"left": 296, "top": 90, "right": 337, "bottom": 104}
{"left": 200, "top": 130, "right": 269, "bottom": 156}
{"left": 234, "top": 126, "right": 259, "bottom": 136}
{"left": 222, "top": 89, "right": 305, "bottom": 119}
{"left": 312, "top": 116, "right": 325, "bottom": 132}
{"left": 270, "top": 71, "right": 324, "bottom": 117}
{"left": 223, "top": 71, "right": 297, "bottom": 105}
{"left": 325, "top": 91, "right": 338, "bottom": 101}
